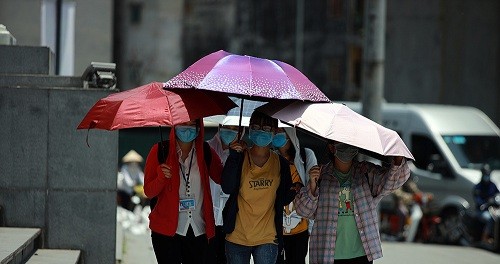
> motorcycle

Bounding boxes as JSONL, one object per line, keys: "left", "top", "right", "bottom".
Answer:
{"left": 379, "top": 193, "right": 442, "bottom": 243}
{"left": 461, "top": 193, "right": 500, "bottom": 252}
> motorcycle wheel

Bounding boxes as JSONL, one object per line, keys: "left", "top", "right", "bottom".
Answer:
{"left": 439, "top": 208, "right": 466, "bottom": 244}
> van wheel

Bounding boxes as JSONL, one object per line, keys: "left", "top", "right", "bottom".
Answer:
{"left": 440, "top": 208, "right": 465, "bottom": 244}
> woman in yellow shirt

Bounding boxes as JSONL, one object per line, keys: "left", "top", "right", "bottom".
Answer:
{"left": 221, "top": 112, "right": 296, "bottom": 264}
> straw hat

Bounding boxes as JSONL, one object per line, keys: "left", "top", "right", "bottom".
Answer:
{"left": 122, "top": 150, "right": 143, "bottom": 163}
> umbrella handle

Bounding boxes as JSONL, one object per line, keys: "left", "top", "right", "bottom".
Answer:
{"left": 158, "top": 126, "right": 165, "bottom": 162}
{"left": 237, "top": 98, "right": 245, "bottom": 141}
{"left": 84, "top": 120, "right": 99, "bottom": 148}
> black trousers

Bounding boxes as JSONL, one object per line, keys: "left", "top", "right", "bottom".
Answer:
{"left": 151, "top": 226, "right": 208, "bottom": 264}
{"left": 206, "top": 225, "right": 227, "bottom": 264}
{"left": 335, "top": 256, "right": 373, "bottom": 264}
{"left": 277, "top": 230, "right": 309, "bottom": 264}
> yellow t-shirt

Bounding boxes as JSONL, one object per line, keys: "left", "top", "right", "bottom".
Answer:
{"left": 226, "top": 151, "right": 281, "bottom": 246}
{"left": 283, "top": 164, "right": 308, "bottom": 235}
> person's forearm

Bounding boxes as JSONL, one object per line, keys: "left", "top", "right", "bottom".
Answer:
{"left": 294, "top": 186, "right": 318, "bottom": 219}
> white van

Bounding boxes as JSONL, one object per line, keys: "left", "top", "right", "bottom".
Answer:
{"left": 342, "top": 102, "right": 500, "bottom": 234}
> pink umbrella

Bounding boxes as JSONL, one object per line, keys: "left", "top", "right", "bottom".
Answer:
{"left": 257, "top": 101, "right": 414, "bottom": 160}
{"left": 163, "top": 50, "right": 330, "bottom": 102}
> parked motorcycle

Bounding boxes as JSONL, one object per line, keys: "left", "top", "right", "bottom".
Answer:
{"left": 461, "top": 193, "right": 500, "bottom": 252}
{"left": 379, "top": 193, "right": 442, "bottom": 243}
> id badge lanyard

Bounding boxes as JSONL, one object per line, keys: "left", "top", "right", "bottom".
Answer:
{"left": 179, "top": 150, "right": 196, "bottom": 212}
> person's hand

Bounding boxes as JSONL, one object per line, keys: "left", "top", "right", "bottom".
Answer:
{"left": 290, "top": 182, "right": 303, "bottom": 193}
{"left": 159, "top": 164, "right": 171, "bottom": 179}
{"left": 308, "top": 165, "right": 321, "bottom": 196}
{"left": 229, "top": 141, "right": 247, "bottom": 152}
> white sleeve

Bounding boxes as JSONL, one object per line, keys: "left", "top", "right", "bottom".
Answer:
{"left": 304, "top": 148, "right": 318, "bottom": 172}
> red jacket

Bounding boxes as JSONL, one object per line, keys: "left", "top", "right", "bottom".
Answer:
{"left": 144, "top": 128, "right": 223, "bottom": 239}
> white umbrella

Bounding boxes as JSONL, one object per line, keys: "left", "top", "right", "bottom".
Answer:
{"left": 204, "top": 97, "right": 266, "bottom": 126}
{"left": 257, "top": 101, "right": 414, "bottom": 160}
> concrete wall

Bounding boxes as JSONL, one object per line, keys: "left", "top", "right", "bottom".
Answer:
{"left": 116, "top": 0, "right": 184, "bottom": 90}
{"left": 0, "top": 0, "right": 113, "bottom": 76}
{"left": 385, "top": 0, "right": 500, "bottom": 126}
{"left": 0, "top": 46, "right": 118, "bottom": 263}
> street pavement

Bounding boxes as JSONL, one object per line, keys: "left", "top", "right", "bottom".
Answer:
{"left": 116, "top": 206, "right": 157, "bottom": 264}
{"left": 119, "top": 230, "right": 500, "bottom": 264}
{"left": 121, "top": 230, "right": 157, "bottom": 264}
{"left": 378, "top": 242, "right": 500, "bottom": 264}
{"left": 117, "top": 206, "right": 500, "bottom": 264}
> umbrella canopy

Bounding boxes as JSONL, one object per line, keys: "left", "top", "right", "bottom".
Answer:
{"left": 257, "top": 101, "right": 415, "bottom": 160}
{"left": 163, "top": 50, "right": 330, "bottom": 102}
{"left": 77, "top": 82, "right": 237, "bottom": 130}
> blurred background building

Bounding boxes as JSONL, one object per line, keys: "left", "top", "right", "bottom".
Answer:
{"left": 2, "top": 0, "right": 498, "bottom": 126}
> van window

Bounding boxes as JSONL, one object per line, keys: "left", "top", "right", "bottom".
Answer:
{"left": 411, "top": 135, "right": 452, "bottom": 177}
{"left": 442, "top": 135, "right": 500, "bottom": 170}
{"left": 411, "top": 135, "right": 440, "bottom": 170}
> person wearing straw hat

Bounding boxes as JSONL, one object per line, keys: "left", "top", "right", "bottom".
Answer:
{"left": 117, "top": 150, "right": 145, "bottom": 211}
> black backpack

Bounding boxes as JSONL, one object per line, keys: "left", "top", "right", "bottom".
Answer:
{"left": 149, "top": 140, "right": 212, "bottom": 209}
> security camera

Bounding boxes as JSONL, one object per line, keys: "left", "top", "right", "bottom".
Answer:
{"left": 82, "top": 62, "right": 117, "bottom": 89}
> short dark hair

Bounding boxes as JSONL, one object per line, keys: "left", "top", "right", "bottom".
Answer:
{"left": 250, "top": 111, "right": 278, "bottom": 128}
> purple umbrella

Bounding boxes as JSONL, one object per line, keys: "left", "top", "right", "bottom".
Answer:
{"left": 163, "top": 50, "right": 330, "bottom": 102}
{"left": 163, "top": 50, "right": 330, "bottom": 133}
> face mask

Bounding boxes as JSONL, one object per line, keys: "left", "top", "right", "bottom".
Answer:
{"left": 272, "top": 132, "right": 288, "bottom": 148}
{"left": 249, "top": 128, "right": 273, "bottom": 147}
{"left": 334, "top": 143, "right": 359, "bottom": 163}
{"left": 219, "top": 128, "right": 238, "bottom": 145}
{"left": 175, "top": 125, "right": 198, "bottom": 143}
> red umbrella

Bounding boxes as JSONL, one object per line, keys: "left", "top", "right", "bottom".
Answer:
{"left": 77, "top": 82, "right": 237, "bottom": 131}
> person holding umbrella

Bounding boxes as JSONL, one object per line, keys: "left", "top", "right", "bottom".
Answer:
{"left": 294, "top": 141, "right": 410, "bottom": 264}
{"left": 206, "top": 124, "right": 247, "bottom": 264}
{"left": 143, "top": 118, "right": 224, "bottom": 264}
{"left": 221, "top": 111, "right": 296, "bottom": 264}
{"left": 272, "top": 126, "right": 317, "bottom": 264}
